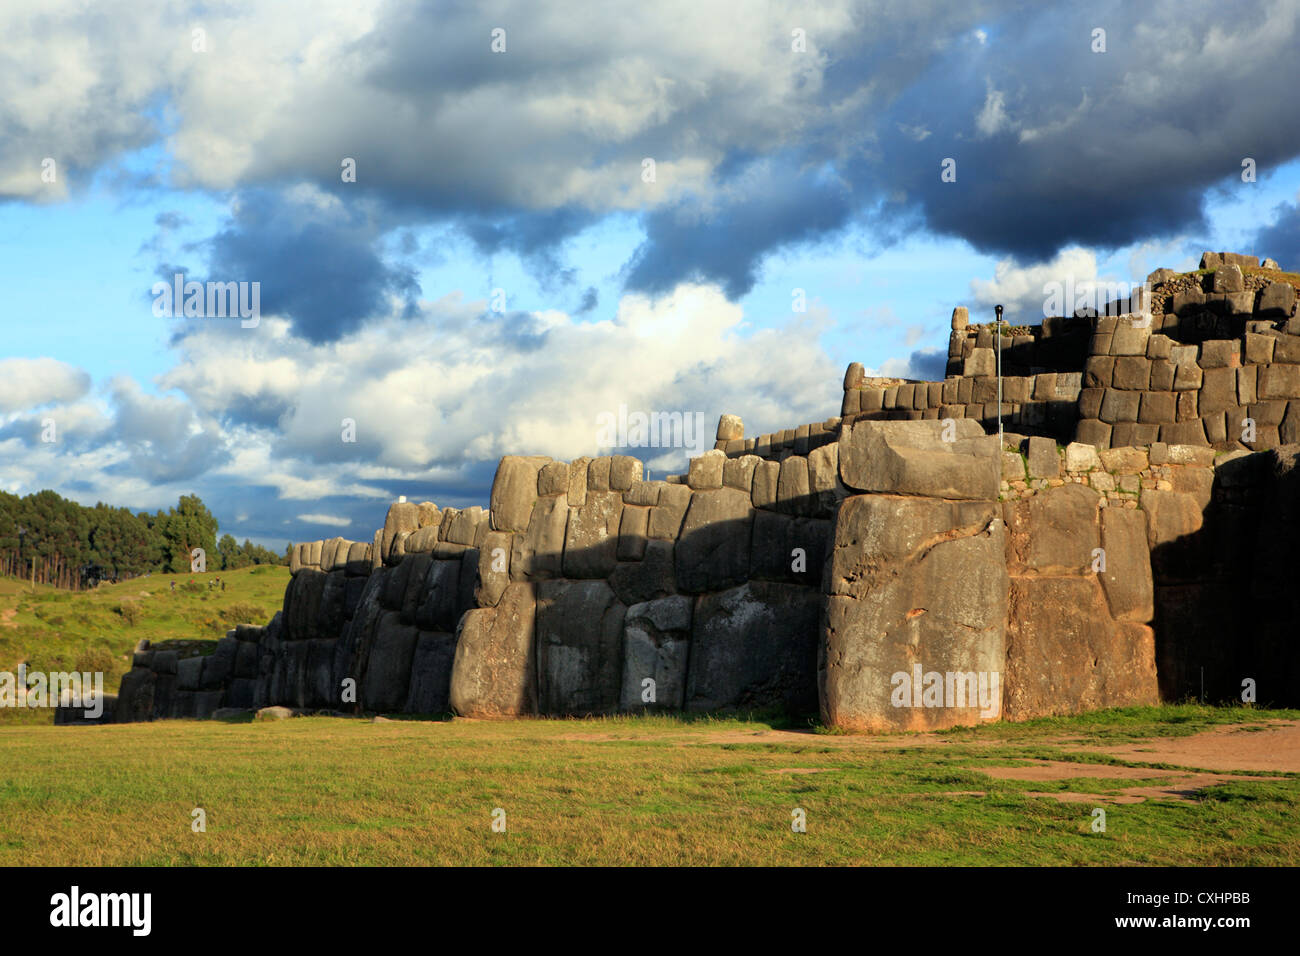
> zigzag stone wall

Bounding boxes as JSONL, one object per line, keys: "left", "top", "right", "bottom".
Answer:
{"left": 94, "top": 251, "right": 1300, "bottom": 730}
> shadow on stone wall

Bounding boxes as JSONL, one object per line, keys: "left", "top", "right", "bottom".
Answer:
{"left": 1150, "top": 447, "right": 1300, "bottom": 707}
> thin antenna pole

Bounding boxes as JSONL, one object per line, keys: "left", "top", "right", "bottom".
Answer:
{"left": 995, "top": 304, "right": 1004, "bottom": 447}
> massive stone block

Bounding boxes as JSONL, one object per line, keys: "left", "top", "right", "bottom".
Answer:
{"left": 821, "top": 495, "right": 1008, "bottom": 732}
{"left": 490, "top": 456, "right": 550, "bottom": 532}
{"left": 362, "top": 612, "right": 420, "bottom": 712}
{"left": 563, "top": 491, "right": 623, "bottom": 578}
{"left": 404, "top": 631, "right": 458, "bottom": 714}
{"left": 748, "top": 510, "right": 829, "bottom": 586}
{"left": 839, "top": 419, "right": 999, "bottom": 499}
{"left": 674, "top": 487, "right": 755, "bottom": 593}
{"left": 620, "top": 595, "right": 692, "bottom": 712}
{"left": 413, "top": 557, "right": 462, "bottom": 632}
{"left": 609, "top": 540, "right": 676, "bottom": 606}
{"left": 1003, "top": 483, "right": 1101, "bottom": 573}
{"left": 685, "top": 582, "right": 820, "bottom": 714}
{"left": 1099, "top": 507, "right": 1154, "bottom": 623}
{"left": 511, "top": 495, "right": 568, "bottom": 579}
{"left": 1003, "top": 577, "right": 1158, "bottom": 720}
{"left": 536, "top": 580, "right": 626, "bottom": 716}
{"left": 449, "top": 582, "right": 537, "bottom": 718}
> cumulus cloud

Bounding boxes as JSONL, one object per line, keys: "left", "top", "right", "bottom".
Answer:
{"left": 0, "top": 358, "right": 90, "bottom": 412}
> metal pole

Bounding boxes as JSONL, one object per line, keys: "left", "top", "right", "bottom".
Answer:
{"left": 995, "top": 304, "right": 1004, "bottom": 447}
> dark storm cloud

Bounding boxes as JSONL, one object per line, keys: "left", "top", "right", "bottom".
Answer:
{"left": 869, "top": 2, "right": 1300, "bottom": 262}
{"left": 200, "top": 190, "right": 421, "bottom": 343}
{"left": 623, "top": 154, "right": 857, "bottom": 298}
{"left": 1252, "top": 203, "right": 1300, "bottom": 272}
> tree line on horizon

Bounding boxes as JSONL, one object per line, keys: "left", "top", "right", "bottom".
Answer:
{"left": 0, "top": 489, "right": 289, "bottom": 589}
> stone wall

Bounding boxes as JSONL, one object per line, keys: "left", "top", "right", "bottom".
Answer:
{"left": 841, "top": 252, "right": 1300, "bottom": 454}
{"left": 92, "top": 249, "right": 1300, "bottom": 730}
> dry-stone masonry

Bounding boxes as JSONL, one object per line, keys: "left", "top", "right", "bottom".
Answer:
{"left": 87, "top": 252, "right": 1299, "bottom": 731}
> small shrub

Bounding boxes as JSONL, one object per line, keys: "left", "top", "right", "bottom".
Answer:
{"left": 222, "top": 602, "right": 268, "bottom": 626}
{"left": 74, "top": 647, "right": 116, "bottom": 674}
{"left": 116, "top": 603, "right": 144, "bottom": 626}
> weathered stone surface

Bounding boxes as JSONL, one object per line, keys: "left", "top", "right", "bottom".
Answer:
{"left": 177, "top": 655, "right": 203, "bottom": 691}
{"left": 1098, "top": 446, "right": 1148, "bottom": 475}
{"left": 1200, "top": 366, "right": 1239, "bottom": 412}
{"left": 412, "top": 557, "right": 461, "bottom": 632}
{"left": 449, "top": 582, "right": 537, "bottom": 718}
{"left": 1173, "top": 361, "right": 1203, "bottom": 391}
{"left": 1099, "top": 507, "right": 1154, "bottom": 622}
{"left": 720, "top": 455, "right": 758, "bottom": 494}
{"left": 587, "top": 457, "right": 612, "bottom": 491}
{"left": 839, "top": 419, "right": 999, "bottom": 499}
{"left": 1003, "top": 577, "right": 1158, "bottom": 721}
{"left": 776, "top": 455, "right": 813, "bottom": 515}
{"left": 965, "top": 348, "right": 995, "bottom": 377}
{"left": 476, "top": 531, "right": 511, "bottom": 606}
{"left": 363, "top": 612, "right": 420, "bottom": 713}
{"left": 609, "top": 456, "right": 643, "bottom": 492}
{"left": 563, "top": 491, "right": 623, "bottom": 578}
{"left": 255, "top": 705, "right": 294, "bottom": 721}
{"left": 1099, "top": 389, "right": 1139, "bottom": 422}
{"left": 686, "top": 582, "right": 820, "bottom": 714}
{"left": 1258, "top": 281, "right": 1297, "bottom": 319}
{"left": 751, "top": 459, "right": 780, "bottom": 510}
{"left": 566, "top": 457, "right": 591, "bottom": 508}
{"left": 623, "top": 479, "right": 663, "bottom": 507}
{"left": 688, "top": 450, "right": 725, "bottom": 490}
{"left": 1075, "top": 419, "right": 1112, "bottom": 447}
{"left": 1004, "top": 484, "right": 1101, "bottom": 573}
{"left": 717, "top": 413, "right": 745, "bottom": 442}
{"left": 1212, "top": 263, "right": 1244, "bottom": 293}
{"left": 605, "top": 541, "right": 673, "bottom": 607}
{"left": 1199, "top": 339, "right": 1240, "bottom": 368}
{"left": 748, "top": 510, "right": 829, "bottom": 586}
{"left": 1259, "top": 363, "right": 1300, "bottom": 399}
{"left": 1064, "top": 441, "right": 1102, "bottom": 472}
{"left": 381, "top": 502, "right": 420, "bottom": 562}
{"left": 490, "top": 456, "right": 549, "bottom": 532}
{"left": 617, "top": 505, "right": 650, "bottom": 560}
{"left": 200, "top": 637, "right": 239, "bottom": 689}
{"left": 822, "top": 495, "right": 1007, "bottom": 732}
{"left": 1111, "top": 324, "right": 1150, "bottom": 356}
{"left": 537, "top": 461, "right": 568, "bottom": 497}
{"left": 674, "top": 487, "right": 754, "bottom": 593}
{"left": 536, "top": 580, "right": 626, "bottom": 716}
{"left": 1002, "top": 451, "right": 1025, "bottom": 481}
{"left": 511, "top": 495, "right": 568, "bottom": 580}
{"left": 1025, "top": 436, "right": 1060, "bottom": 479}
{"left": 620, "top": 596, "right": 692, "bottom": 712}
{"left": 1112, "top": 355, "right": 1151, "bottom": 389}
{"left": 404, "top": 631, "right": 458, "bottom": 714}
{"left": 647, "top": 483, "right": 691, "bottom": 539}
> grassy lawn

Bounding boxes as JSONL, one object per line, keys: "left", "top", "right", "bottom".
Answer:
{"left": 0, "top": 567, "right": 288, "bottom": 725}
{"left": 1, "top": 706, "right": 1296, "bottom": 866}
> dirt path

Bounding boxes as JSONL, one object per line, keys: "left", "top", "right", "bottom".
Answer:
{"left": 550, "top": 720, "right": 1300, "bottom": 804}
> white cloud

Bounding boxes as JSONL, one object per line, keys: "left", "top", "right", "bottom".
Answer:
{"left": 297, "top": 513, "right": 352, "bottom": 527}
{"left": 0, "top": 358, "right": 91, "bottom": 412}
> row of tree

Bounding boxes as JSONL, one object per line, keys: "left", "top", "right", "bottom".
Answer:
{"left": 0, "top": 490, "right": 289, "bottom": 588}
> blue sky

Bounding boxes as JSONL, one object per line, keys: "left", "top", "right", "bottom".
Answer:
{"left": 3, "top": 0, "right": 1300, "bottom": 550}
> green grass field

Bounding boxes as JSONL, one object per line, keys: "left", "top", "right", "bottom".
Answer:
{"left": 1, "top": 706, "right": 1297, "bottom": 866}
{"left": 0, "top": 567, "right": 288, "bottom": 725}
{"left": 2, "top": 571, "right": 1297, "bottom": 865}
